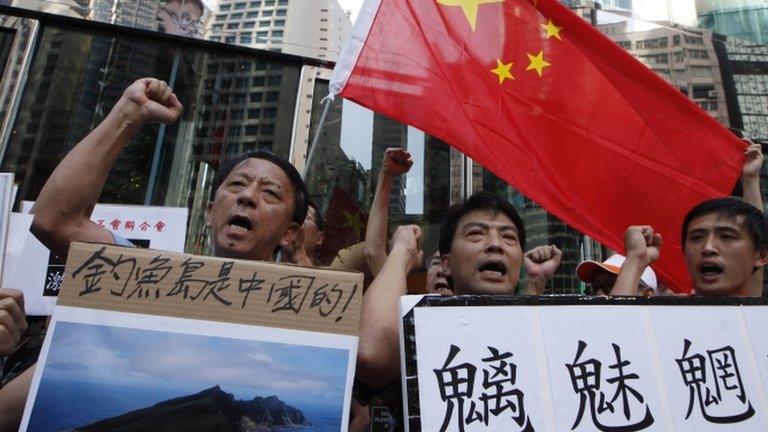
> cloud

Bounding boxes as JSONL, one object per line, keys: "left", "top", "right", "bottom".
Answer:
{"left": 44, "top": 323, "right": 348, "bottom": 400}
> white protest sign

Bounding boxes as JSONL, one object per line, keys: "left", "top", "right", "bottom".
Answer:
{"left": 401, "top": 296, "right": 768, "bottom": 432}
{"left": 8, "top": 203, "right": 188, "bottom": 315}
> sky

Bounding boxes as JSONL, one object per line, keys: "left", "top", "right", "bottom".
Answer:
{"left": 336, "top": 0, "right": 364, "bottom": 23}
{"left": 42, "top": 322, "right": 349, "bottom": 407}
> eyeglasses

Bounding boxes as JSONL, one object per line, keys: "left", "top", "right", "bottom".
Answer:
{"left": 160, "top": 6, "right": 202, "bottom": 35}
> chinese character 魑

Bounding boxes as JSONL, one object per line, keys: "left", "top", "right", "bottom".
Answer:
{"left": 676, "top": 339, "right": 754, "bottom": 424}
{"left": 566, "top": 341, "right": 654, "bottom": 431}
{"left": 434, "top": 344, "right": 533, "bottom": 432}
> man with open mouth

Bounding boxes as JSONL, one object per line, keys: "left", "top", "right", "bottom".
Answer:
{"left": 608, "top": 197, "right": 768, "bottom": 298}
{"left": 31, "top": 77, "right": 307, "bottom": 263}
{"left": 681, "top": 197, "right": 768, "bottom": 297}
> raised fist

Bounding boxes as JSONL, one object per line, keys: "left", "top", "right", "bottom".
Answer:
{"left": 523, "top": 245, "right": 562, "bottom": 281}
{"left": 120, "top": 78, "right": 183, "bottom": 126}
{"left": 382, "top": 148, "right": 413, "bottom": 177}
{"left": 389, "top": 225, "right": 423, "bottom": 273}
{"left": 624, "top": 225, "right": 662, "bottom": 267}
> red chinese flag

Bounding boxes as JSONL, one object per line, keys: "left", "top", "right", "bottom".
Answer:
{"left": 329, "top": 0, "right": 746, "bottom": 292}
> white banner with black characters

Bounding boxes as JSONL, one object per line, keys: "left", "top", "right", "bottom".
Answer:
{"left": 400, "top": 296, "right": 768, "bottom": 432}
{"left": 5, "top": 203, "right": 188, "bottom": 315}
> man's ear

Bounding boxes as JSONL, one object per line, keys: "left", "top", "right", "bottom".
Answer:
{"left": 204, "top": 202, "right": 213, "bottom": 228}
{"left": 754, "top": 248, "right": 768, "bottom": 269}
{"left": 279, "top": 222, "right": 301, "bottom": 248}
{"left": 441, "top": 253, "right": 452, "bottom": 277}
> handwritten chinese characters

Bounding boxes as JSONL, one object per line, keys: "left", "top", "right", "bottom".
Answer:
{"left": 59, "top": 243, "right": 362, "bottom": 336}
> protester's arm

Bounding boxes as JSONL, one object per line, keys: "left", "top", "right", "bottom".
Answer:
{"left": 522, "top": 245, "right": 562, "bottom": 295}
{"left": 0, "top": 288, "right": 26, "bottom": 357}
{"left": 612, "top": 226, "right": 661, "bottom": 296}
{"left": 363, "top": 148, "right": 413, "bottom": 277}
{"left": 31, "top": 78, "right": 182, "bottom": 259}
{"left": 357, "top": 225, "right": 421, "bottom": 389}
{"left": 0, "top": 364, "right": 34, "bottom": 432}
{"left": 741, "top": 140, "right": 764, "bottom": 211}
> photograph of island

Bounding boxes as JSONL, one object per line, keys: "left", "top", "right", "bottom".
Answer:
{"left": 25, "top": 321, "right": 350, "bottom": 432}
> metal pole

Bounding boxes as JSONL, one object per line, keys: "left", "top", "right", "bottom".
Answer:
{"left": 301, "top": 96, "right": 332, "bottom": 179}
{"left": 144, "top": 52, "right": 180, "bottom": 205}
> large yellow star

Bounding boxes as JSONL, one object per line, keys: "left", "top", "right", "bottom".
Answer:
{"left": 491, "top": 59, "right": 514, "bottom": 84}
{"left": 542, "top": 19, "right": 563, "bottom": 40}
{"left": 526, "top": 50, "right": 551, "bottom": 77}
{"left": 437, "top": 0, "right": 505, "bottom": 31}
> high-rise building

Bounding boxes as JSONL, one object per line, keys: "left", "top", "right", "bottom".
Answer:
{"left": 208, "top": 0, "right": 352, "bottom": 61}
{"left": 599, "top": 21, "right": 730, "bottom": 125}
{"left": 697, "top": 0, "right": 767, "bottom": 45}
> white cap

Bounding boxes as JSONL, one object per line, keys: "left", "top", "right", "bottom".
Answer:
{"left": 576, "top": 254, "right": 657, "bottom": 291}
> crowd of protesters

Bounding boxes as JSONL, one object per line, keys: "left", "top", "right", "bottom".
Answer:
{"left": 0, "top": 78, "right": 766, "bottom": 431}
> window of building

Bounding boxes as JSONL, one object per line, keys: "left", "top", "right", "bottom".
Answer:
{"left": 246, "top": 11, "right": 258, "bottom": 18}
{"left": 248, "top": 108, "right": 261, "bottom": 118}
{"left": 266, "top": 91, "right": 280, "bottom": 102}
{"left": 272, "top": 30, "right": 283, "bottom": 38}
{"left": 262, "top": 10, "right": 273, "bottom": 17}
{"left": 250, "top": 92, "right": 263, "bottom": 102}
{"left": 219, "top": 4, "right": 231, "bottom": 11}
{"left": 259, "top": 21, "right": 270, "bottom": 27}
{"left": 276, "top": 9, "right": 286, "bottom": 16}
{"left": 226, "top": 23, "right": 239, "bottom": 30}
{"left": 230, "top": 12, "right": 243, "bottom": 19}
{"left": 274, "top": 20, "right": 285, "bottom": 27}
{"left": 261, "top": 123, "right": 275, "bottom": 135}
{"left": 233, "top": 3, "right": 246, "bottom": 9}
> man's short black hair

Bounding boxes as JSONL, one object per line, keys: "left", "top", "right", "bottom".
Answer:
{"left": 682, "top": 197, "right": 768, "bottom": 251}
{"left": 307, "top": 199, "right": 324, "bottom": 231}
{"left": 439, "top": 192, "right": 526, "bottom": 256}
{"left": 210, "top": 150, "right": 308, "bottom": 225}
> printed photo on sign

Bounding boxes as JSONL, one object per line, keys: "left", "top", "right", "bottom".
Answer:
{"left": 411, "top": 306, "right": 552, "bottom": 432}
{"left": 539, "top": 306, "right": 667, "bottom": 432}
{"left": 650, "top": 307, "right": 768, "bottom": 431}
{"left": 20, "top": 307, "right": 356, "bottom": 432}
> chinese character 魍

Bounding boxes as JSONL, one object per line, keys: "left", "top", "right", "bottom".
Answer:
{"left": 676, "top": 339, "right": 754, "bottom": 424}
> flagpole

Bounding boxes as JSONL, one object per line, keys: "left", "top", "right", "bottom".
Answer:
{"left": 301, "top": 96, "right": 332, "bottom": 179}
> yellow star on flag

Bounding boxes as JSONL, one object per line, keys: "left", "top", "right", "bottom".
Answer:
{"left": 526, "top": 51, "right": 551, "bottom": 77}
{"left": 491, "top": 59, "right": 514, "bottom": 84}
{"left": 437, "top": 0, "right": 505, "bottom": 31}
{"left": 542, "top": 19, "right": 563, "bottom": 40}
